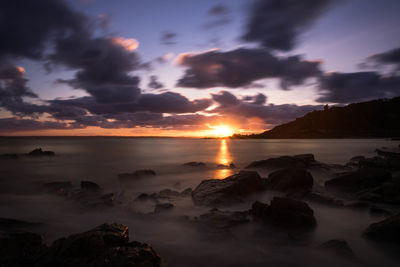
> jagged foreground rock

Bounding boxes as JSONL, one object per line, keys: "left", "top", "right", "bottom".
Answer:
{"left": 363, "top": 213, "right": 400, "bottom": 244}
{"left": 192, "top": 171, "right": 267, "bottom": 206}
{"left": 0, "top": 223, "right": 161, "bottom": 267}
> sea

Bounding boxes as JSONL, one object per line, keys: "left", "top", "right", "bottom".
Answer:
{"left": 0, "top": 137, "right": 399, "bottom": 266}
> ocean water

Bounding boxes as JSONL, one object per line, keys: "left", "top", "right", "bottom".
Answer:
{"left": 0, "top": 137, "right": 399, "bottom": 266}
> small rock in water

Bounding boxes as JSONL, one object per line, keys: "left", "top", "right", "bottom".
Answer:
{"left": 154, "top": 203, "right": 174, "bottom": 213}
{"left": 183, "top": 161, "right": 206, "bottom": 167}
{"left": 80, "top": 181, "right": 101, "bottom": 192}
{"left": 118, "top": 169, "right": 156, "bottom": 182}
{"left": 363, "top": 213, "right": 400, "bottom": 243}
{"left": 266, "top": 166, "right": 313, "bottom": 195}
{"left": 27, "top": 148, "right": 55, "bottom": 156}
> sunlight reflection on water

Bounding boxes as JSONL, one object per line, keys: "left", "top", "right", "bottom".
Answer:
{"left": 215, "top": 139, "right": 234, "bottom": 179}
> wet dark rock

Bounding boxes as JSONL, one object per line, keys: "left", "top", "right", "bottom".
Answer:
{"left": 369, "top": 205, "right": 392, "bottom": 217}
{"left": 266, "top": 167, "right": 313, "bottom": 195}
{"left": 135, "top": 193, "right": 151, "bottom": 202}
{"left": 347, "top": 156, "right": 365, "bottom": 166}
{"left": 359, "top": 156, "right": 390, "bottom": 169}
{"left": 27, "top": 148, "right": 55, "bottom": 157}
{"left": 363, "top": 213, "right": 400, "bottom": 243}
{"left": 0, "top": 218, "right": 43, "bottom": 232}
{"left": 250, "top": 197, "right": 317, "bottom": 231}
{"left": 380, "top": 176, "right": 400, "bottom": 203}
{"left": 154, "top": 203, "right": 174, "bottom": 213}
{"left": 345, "top": 201, "right": 370, "bottom": 209}
{"left": 0, "top": 231, "right": 48, "bottom": 266}
{"left": 246, "top": 154, "right": 315, "bottom": 170}
{"left": 325, "top": 167, "right": 392, "bottom": 194}
{"left": 37, "top": 223, "right": 161, "bottom": 267}
{"left": 217, "top": 163, "right": 235, "bottom": 169}
{"left": 40, "top": 181, "right": 72, "bottom": 195}
{"left": 135, "top": 188, "right": 193, "bottom": 203}
{"left": 118, "top": 169, "right": 156, "bottom": 182}
{"left": 318, "top": 239, "right": 356, "bottom": 260}
{"left": 192, "top": 171, "right": 267, "bottom": 206}
{"left": 183, "top": 161, "right": 206, "bottom": 167}
{"left": 180, "top": 187, "right": 193, "bottom": 197}
{"left": 80, "top": 181, "right": 101, "bottom": 192}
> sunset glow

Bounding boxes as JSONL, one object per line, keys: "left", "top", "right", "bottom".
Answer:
{"left": 210, "top": 125, "right": 234, "bottom": 137}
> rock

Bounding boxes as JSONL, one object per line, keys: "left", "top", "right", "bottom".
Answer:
{"left": 359, "top": 156, "right": 390, "bottom": 169}
{"left": 0, "top": 231, "right": 47, "bottom": 266}
{"left": 363, "top": 213, "right": 400, "bottom": 243}
{"left": 27, "top": 148, "right": 55, "bottom": 156}
{"left": 246, "top": 154, "right": 315, "bottom": 170}
{"left": 40, "top": 181, "right": 72, "bottom": 195}
{"left": 118, "top": 169, "right": 156, "bottom": 182}
{"left": 380, "top": 176, "right": 400, "bottom": 203}
{"left": 135, "top": 188, "right": 193, "bottom": 203}
{"left": 37, "top": 223, "right": 161, "bottom": 267}
{"left": 154, "top": 203, "right": 174, "bottom": 213}
{"left": 192, "top": 171, "right": 267, "bottom": 206}
{"left": 0, "top": 218, "right": 43, "bottom": 232}
{"left": 266, "top": 167, "right": 313, "bottom": 195}
{"left": 180, "top": 187, "right": 193, "bottom": 197}
{"left": 347, "top": 156, "right": 365, "bottom": 166}
{"left": 135, "top": 193, "right": 151, "bottom": 202}
{"left": 183, "top": 162, "right": 206, "bottom": 167}
{"left": 325, "top": 167, "right": 392, "bottom": 194}
{"left": 80, "top": 181, "right": 101, "bottom": 192}
{"left": 250, "top": 197, "right": 317, "bottom": 231}
{"left": 196, "top": 208, "right": 249, "bottom": 229}
{"left": 217, "top": 163, "right": 236, "bottom": 169}
{"left": 318, "top": 240, "right": 356, "bottom": 260}
{"left": 369, "top": 205, "right": 392, "bottom": 216}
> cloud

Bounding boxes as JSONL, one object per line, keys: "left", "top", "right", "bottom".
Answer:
{"left": 211, "top": 91, "right": 322, "bottom": 126}
{"left": 316, "top": 71, "right": 400, "bottom": 103}
{"left": 148, "top": 75, "right": 164, "bottom": 89}
{"left": 0, "top": 0, "right": 88, "bottom": 60}
{"left": 203, "top": 3, "right": 232, "bottom": 29}
{"left": 242, "top": 0, "right": 334, "bottom": 51}
{"left": 208, "top": 4, "right": 230, "bottom": 16}
{"left": 362, "top": 46, "right": 400, "bottom": 72}
{"left": 160, "top": 31, "right": 177, "bottom": 45}
{"left": 0, "top": 118, "right": 79, "bottom": 132}
{"left": 176, "top": 48, "right": 321, "bottom": 89}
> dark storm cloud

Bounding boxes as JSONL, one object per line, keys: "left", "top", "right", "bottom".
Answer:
{"left": 0, "top": 118, "right": 79, "bottom": 132}
{"left": 148, "top": 76, "right": 164, "bottom": 89}
{"left": 49, "top": 92, "right": 212, "bottom": 115}
{"left": 203, "top": 3, "right": 231, "bottom": 29}
{"left": 316, "top": 71, "right": 400, "bottom": 103}
{"left": 161, "top": 31, "right": 177, "bottom": 45}
{"left": 0, "top": 0, "right": 87, "bottom": 60}
{"left": 242, "top": 0, "right": 333, "bottom": 51}
{"left": 211, "top": 91, "right": 322, "bottom": 126}
{"left": 176, "top": 48, "right": 321, "bottom": 89}
{"left": 363, "top": 47, "right": 400, "bottom": 71}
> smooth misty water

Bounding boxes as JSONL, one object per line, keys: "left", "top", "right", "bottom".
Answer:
{"left": 0, "top": 137, "right": 400, "bottom": 267}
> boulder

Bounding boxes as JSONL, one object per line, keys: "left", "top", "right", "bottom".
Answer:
{"left": 183, "top": 162, "right": 206, "bottom": 167}
{"left": 192, "top": 171, "right": 267, "bottom": 206}
{"left": 80, "top": 181, "right": 101, "bottom": 192}
{"left": 27, "top": 148, "right": 55, "bottom": 156}
{"left": 118, "top": 169, "right": 156, "bottom": 182}
{"left": 325, "top": 168, "right": 391, "bottom": 194}
{"left": 246, "top": 154, "right": 315, "bottom": 170}
{"left": 318, "top": 239, "right": 356, "bottom": 260}
{"left": 380, "top": 176, "right": 400, "bottom": 203}
{"left": 266, "top": 167, "right": 313, "bottom": 194}
{"left": 305, "top": 191, "right": 344, "bottom": 207}
{"left": 359, "top": 156, "right": 390, "bottom": 169}
{"left": 154, "top": 203, "right": 174, "bottom": 213}
{"left": 0, "top": 231, "right": 47, "bottom": 266}
{"left": 217, "top": 163, "right": 236, "bottom": 169}
{"left": 250, "top": 197, "right": 317, "bottom": 231}
{"left": 37, "top": 223, "right": 161, "bottom": 266}
{"left": 363, "top": 213, "right": 400, "bottom": 243}
{"left": 0, "top": 218, "right": 43, "bottom": 232}
{"left": 347, "top": 156, "right": 365, "bottom": 167}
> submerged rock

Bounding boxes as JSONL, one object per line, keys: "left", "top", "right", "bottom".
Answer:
{"left": 183, "top": 162, "right": 206, "bottom": 167}
{"left": 192, "top": 171, "right": 267, "bottom": 206}
{"left": 40, "top": 181, "right": 73, "bottom": 195}
{"left": 0, "top": 218, "right": 43, "bottom": 232}
{"left": 325, "top": 167, "right": 391, "bottom": 194}
{"left": 118, "top": 169, "right": 156, "bottom": 182}
{"left": 250, "top": 197, "right": 317, "bottom": 231}
{"left": 318, "top": 239, "right": 356, "bottom": 260}
{"left": 217, "top": 163, "right": 236, "bottom": 169}
{"left": 0, "top": 153, "right": 18, "bottom": 159}
{"left": 80, "top": 181, "right": 101, "bottom": 192}
{"left": 305, "top": 191, "right": 344, "bottom": 207}
{"left": 27, "top": 148, "right": 55, "bottom": 157}
{"left": 266, "top": 167, "right": 313, "bottom": 195}
{"left": 363, "top": 213, "right": 400, "bottom": 243}
{"left": 246, "top": 154, "right": 315, "bottom": 170}
{"left": 196, "top": 208, "right": 249, "bottom": 229}
{"left": 154, "top": 203, "right": 174, "bottom": 213}
{"left": 135, "top": 188, "right": 193, "bottom": 203}
{"left": 36, "top": 223, "right": 161, "bottom": 267}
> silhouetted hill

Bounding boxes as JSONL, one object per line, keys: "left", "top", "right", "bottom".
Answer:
{"left": 233, "top": 97, "right": 400, "bottom": 139}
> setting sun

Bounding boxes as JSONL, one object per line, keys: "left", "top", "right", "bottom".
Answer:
{"left": 211, "top": 125, "right": 234, "bottom": 137}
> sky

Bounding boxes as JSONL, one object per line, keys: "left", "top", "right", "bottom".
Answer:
{"left": 1, "top": 0, "right": 400, "bottom": 136}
